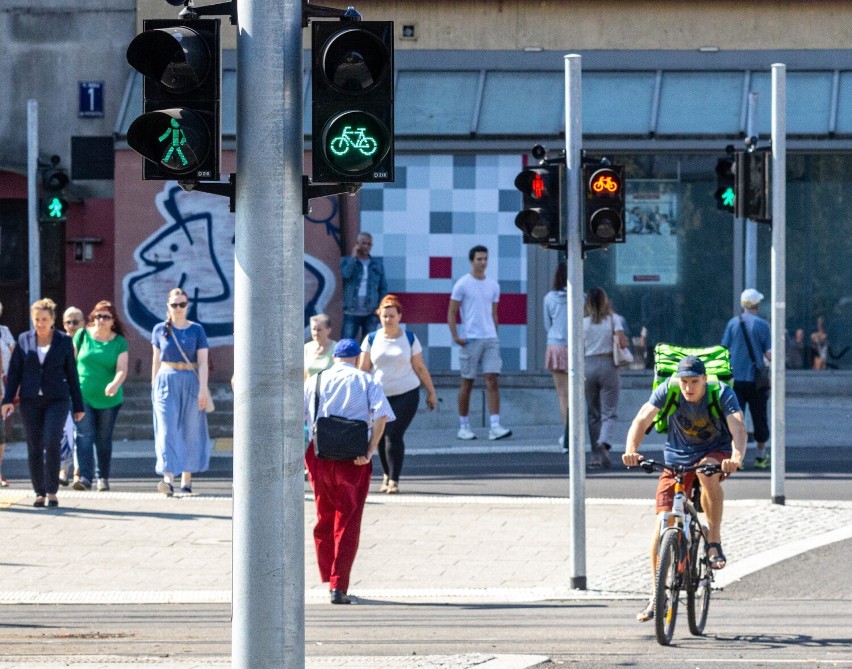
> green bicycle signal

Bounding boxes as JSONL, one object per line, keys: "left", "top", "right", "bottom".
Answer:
{"left": 328, "top": 126, "right": 378, "bottom": 157}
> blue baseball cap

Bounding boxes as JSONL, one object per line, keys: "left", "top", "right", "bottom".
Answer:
{"left": 333, "top": 338, "right": 361, "bottom": 358}
{"left": 675, "top": 355, "right": 706, "bottom": 378}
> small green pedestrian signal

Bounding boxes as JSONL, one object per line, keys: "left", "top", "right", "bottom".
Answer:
{"left": 159, "top": 118, "right": 190, "bottom": 168}
{"left": 40, "top": 196, "right": 68, "bottom": 221}
{"left": 721, "top": 187, "right": 735, "bottom": 208}
{"left": 47, "top": 197, "right": 64, "bottom": 218}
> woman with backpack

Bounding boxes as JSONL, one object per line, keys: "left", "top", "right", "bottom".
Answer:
{"left": 583, "top": 287, "right": 629, "bottom": 468}
{"left": 359, "top": 294, "right": 436, "bottom": 494}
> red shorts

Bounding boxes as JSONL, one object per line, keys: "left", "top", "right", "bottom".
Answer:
{"left": 655, "top": 450, "right": 731, "bottom": 513}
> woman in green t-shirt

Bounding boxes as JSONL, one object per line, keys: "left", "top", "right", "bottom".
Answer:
{"left": 73, "top": 301, "right": 128, "bottom": 492}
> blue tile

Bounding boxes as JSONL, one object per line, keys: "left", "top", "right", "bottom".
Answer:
{"left": 386, "top": 165, "right": 407, "bottom": 188}
{"left": 499, "top": 189, "right": 521, "bottom": 212}
{"left": 360, "top": 188, "right": 384, "bottom": 211}
{"left": 453, "top": 166, "right": 476, "bottom": 189}
{"left": 453, "top": 212, "right": 476, "bottom": 234}
{"left": 430, "top": 212, "right": 453, "bottom": 234}
{"left": 428, "top": 346, "right": 451, "bottom": 371}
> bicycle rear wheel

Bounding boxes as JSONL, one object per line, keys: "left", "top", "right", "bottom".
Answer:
{"left": 687, "top": 526, "right": 712, "bottom": 635}
{"left": 654, "top": 529, "right": 682, "bottom": 646}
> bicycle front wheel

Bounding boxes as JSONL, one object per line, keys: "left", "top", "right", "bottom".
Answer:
{"left": 687, "top": 527, "right": 712, "bottom": 635}
{"left": 655, "top": 529, "right": 682, "bottom": 646}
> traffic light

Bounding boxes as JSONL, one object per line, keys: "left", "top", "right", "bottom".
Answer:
{"left": 736, "top": 149, "right": 771, "bottom": 223}
{"left": 714, "top": 155, "right": 736, "bottom": 213}
{"left": 583, "top": 163, "right": 625, "bottom": 244}
{"left": 312, "top": 20, "right": 394, "bottom": 183}
{"left": 40, "top": 157, "right": 69, "bottom": 222}
{"left": 126, "top": 19, "right": 221, "bottom": 181}
{"left": 514, "top": 165, "right": 563, "bottom": 246}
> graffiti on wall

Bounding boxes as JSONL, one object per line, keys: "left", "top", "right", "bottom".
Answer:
{"left": 123, "top": 183, "right": 340, "bottom": 347}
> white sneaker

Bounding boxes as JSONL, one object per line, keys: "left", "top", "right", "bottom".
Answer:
{"left": 456, "top": 427, "right": 476, "bottom": 440}
{"left": 559, "top": 435, "right": 565, "bottom": 449}
{"left": 488, "top": 425, "right": 512, "bottom": 440}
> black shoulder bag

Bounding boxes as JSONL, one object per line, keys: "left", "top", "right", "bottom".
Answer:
{"left": 739, "top": 315, "right": 770, "bottom": 392}
{"left": 312, "top": 371, "right": 370, "bottom": 461}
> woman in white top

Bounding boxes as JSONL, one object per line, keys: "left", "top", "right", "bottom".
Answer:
{"left": 543, "top": 264, "right": 568, "bottom": 448}
{"left": 583, "top": 287, "right": 629, "bottom": 468}
{"left": 360, "top": 294, "right": 437, "bottom": 494}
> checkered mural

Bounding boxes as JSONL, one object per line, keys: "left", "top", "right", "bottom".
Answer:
{"left": 359, "top": 154, "right": 528, "bottom": 372}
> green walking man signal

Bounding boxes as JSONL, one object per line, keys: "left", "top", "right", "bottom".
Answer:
{"left": 721, "top": 187, "right": 735, "bottom": 208}
{"left": 159, "top": 118, "right": 190, "bottom": 168}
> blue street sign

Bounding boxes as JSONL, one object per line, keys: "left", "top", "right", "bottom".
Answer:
{"left": 79, "top": 81, "right": 104, "bottom": 118}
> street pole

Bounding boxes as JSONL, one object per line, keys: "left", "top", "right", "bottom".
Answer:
{"left": 27, "top": 100, "right": 39, "bottom": 303}
{"left": 564, "top": 54, "right": 586, "bottom": 591}
{"left": 744, "top": 92, "right": 758, "bottom": 291}
{"left": 232, "top": 0, "right": 305, "bottom": 666}
{"left": 770, "top": 64, "right": 786, "bottom": 505}
{"left": 732, "top": 214, "right": 743, "bottom": 315}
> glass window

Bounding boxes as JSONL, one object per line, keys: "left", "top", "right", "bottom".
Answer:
{"left": 837, "top": 72, "right": 852, "bottom": 134}
{"left": 396, "top": 71, "right": 480, "bottom": 135}
{"left": 657, "top": 72, "right": 742, "bottom": 135}
{"left": 751, "top": 72, "right": 833, "bottom": 136}
{"left": 478, "top": 72, "right": 563, "bottom": 135}
{"left": 584, "top": 72, "right": 657, "bottom": 135}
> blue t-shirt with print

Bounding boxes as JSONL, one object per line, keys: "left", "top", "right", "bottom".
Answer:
{"left": 650, "top": 378, "right": 741, "bottom": 466}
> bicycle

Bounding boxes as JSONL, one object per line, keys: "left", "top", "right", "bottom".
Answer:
{"left": 637, "top": 458, "right": 723, "bottom": 646}
{"left": 329, "top": 126, "right": 378, "bottom": 157}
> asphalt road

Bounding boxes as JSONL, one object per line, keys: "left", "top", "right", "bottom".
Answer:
{"left": 0, "top": 540, "right": 849, "bottom": 665}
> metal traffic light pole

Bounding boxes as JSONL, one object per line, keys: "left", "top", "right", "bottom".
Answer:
{"left": 770, "top": 64, "right": 787, "bottom": 505}
{"left": 27, "top": 100, "right": 40, "bottom": 303}
{"left": 232, "top": 0, "right": 305, "bottom": 666}
{"left": 564, "top": 54, "right": 587, "bottom": 591}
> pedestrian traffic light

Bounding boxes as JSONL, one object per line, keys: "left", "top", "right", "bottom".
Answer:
{"left": 736, "top": 149, "right": 771, "bottom": 223}
{"left": 514, "top": 165, "right": 563, "bottom": 246}
{"left": 126, "top": 19, "right": 221, "bottom": 181}
{"left": 312, "top": 20, "right": 394, "bottom": 184}
{"left": 583, "top": 163, "right": 625, "bottom": 244}
{"left": 40, "top": 156, "right": 69, "bottom": 222}
{"left": 714, "top": 155, "right": 736, "bottom": 213}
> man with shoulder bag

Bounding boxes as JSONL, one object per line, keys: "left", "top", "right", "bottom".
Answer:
{"left": 721, "top": 289, "right": 772, "bottom": 469}
{"left": 304, "top": 338, "right": 395, "bottom": 604}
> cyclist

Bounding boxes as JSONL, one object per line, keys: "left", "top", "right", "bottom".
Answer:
{"left": 622, "top": 356, "right": 746, "bottom": 623}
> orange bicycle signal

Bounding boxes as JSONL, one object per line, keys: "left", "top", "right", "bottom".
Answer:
{"left": 590, "top": 169, "right": 621, "bottom": 195}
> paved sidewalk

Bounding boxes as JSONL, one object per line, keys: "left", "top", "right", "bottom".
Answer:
{"left": 1, "top": 484, "right": 851, "bottom": 668}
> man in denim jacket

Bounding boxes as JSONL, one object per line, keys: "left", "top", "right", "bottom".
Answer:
{"left": 340, "top": 232, "right": 388, "bottom": 341}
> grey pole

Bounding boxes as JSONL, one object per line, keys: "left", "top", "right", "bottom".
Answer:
{"left": 232, "top": 0, "right": 305, "bottom": 666}
{"left": 732, "top": 215, "right": 743, "bottom": 314}
{"left": 744, "top": 92, "right": 758, "bottom": 291}
{"left": 564, "top": 54, "right": 586, "bottom": 591}
{"left": 27, "top": 100, "right": 40, "bottom": 303}
{"left": 770, "top": 64, "right": 786, "bottom": 505}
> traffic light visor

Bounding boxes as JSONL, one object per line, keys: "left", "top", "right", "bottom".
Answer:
{"left": 127, "top": 26, "right": 211, "bottom": 92}
{"left": 588, "top": 208, "right": 622, "bottom": 242}
{"left": 127, "top": 109, "right": 211, "bottom": 175}
{"left": 514, "top": 170, "right": 552, "bottom": 199}
{"left": 42, "top": 169, "right": 69, "bottom": 192}
{"left": 320, "top": 28, "right": 391, "bottom": 94}
{"left": 515, "top": 209, "right": 550, "bottom": 240}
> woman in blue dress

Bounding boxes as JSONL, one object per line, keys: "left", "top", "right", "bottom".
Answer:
{"left": 151, "top": 288, "right": 213, "bottom": 496}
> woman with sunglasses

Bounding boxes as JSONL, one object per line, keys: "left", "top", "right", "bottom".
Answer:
{"left": 72, "top": 301, "right": 128, "bottom": 492}
{"left": 151, "top": 288, "right": 213, "bottom": 496}
{"left": 58, "top": 307, "right": 85, "bottom": 486}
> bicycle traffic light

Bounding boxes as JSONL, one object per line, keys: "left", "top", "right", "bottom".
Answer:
{"left": 736, "top": 149, "right": 771, "bottom": 223}
{"left": 583, "top": 163, "right": 625, "bottom": 244}
{"left": 312, "top": 20, "right": 394, "bottom": 183}
{"left": 714, "top": 155, "right": 736, "bottom": 213}
{"left": 514, "top": 165, "right": 563, "bottom": 246}
{"left": 126, "top": 19, "right": 221, "bottom": 181}
{"left": 40, "top": 156, "right": 69, "bottom": 222}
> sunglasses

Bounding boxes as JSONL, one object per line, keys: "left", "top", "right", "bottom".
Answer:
{"left": 93, "top": 314, "right": 113, "bottom": 321}
{"left": 64, "top": 319, "right": 80, "bottom": 325}
{"left": 169, "top": 302, "right": 189, "bottom": 309}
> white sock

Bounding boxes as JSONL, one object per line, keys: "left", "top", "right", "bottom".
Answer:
{"left": 459, "top": 416, "right": 470, "bottom": 429}
{"left": 490, "top": 415, "right": 501, "bottom": 428}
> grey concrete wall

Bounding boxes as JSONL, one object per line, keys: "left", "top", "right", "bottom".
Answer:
{"left": 0, "top": 0, "right": 135, "bottom": 198}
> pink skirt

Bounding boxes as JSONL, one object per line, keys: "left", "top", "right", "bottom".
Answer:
{"left": 545, "top": 344, "right": 568, "bottom": 372}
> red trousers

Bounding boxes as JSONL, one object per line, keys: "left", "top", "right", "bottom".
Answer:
{"left": 305, "top": 444, "right": 372, "bottom": 593}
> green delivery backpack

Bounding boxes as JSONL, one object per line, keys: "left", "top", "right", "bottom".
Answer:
{"left": 649, "top": 343, "right": 733, "bottom": 434}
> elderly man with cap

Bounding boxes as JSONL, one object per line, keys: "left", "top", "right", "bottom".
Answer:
{"left": 622, "top": 355, "right": 746, "bottom": 623}
{"left": 304, "top": 338, "right": 395, "bottom": 604}
{"left": 721, "top": 288, "right": 773, "bottom": 469}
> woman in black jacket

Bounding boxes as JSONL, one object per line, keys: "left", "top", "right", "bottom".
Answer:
{"left": 1, "top": 298, "right": 84, "bottom": 507}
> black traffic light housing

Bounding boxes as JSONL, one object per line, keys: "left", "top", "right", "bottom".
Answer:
{"left": 126, "top": 18, "right": 221, "bottom": 181}
{"left": 583, "top": 162, "right": 625, "bottom": 244}
{"left": 714, "top": 148, "right": 736, "bottom": 213}
{"left": 40, "top": 155, "right": 69, "bottom": 222}
{"left": 311, "top": 20, "right": 394, "bottom": 184}
{"left": 736, "top": 148, "right": 771, "bottom": 223}
{"left": 514, "top": 164, "right": 563, "bottom": 248}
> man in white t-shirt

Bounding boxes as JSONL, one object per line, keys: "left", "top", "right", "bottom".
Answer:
{"left": 447, "top": 245, "right": 511, "bottom": 441}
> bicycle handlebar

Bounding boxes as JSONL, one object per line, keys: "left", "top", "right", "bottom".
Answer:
{"left": 636, "top": 458, "right": 723, "bottom": 477}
